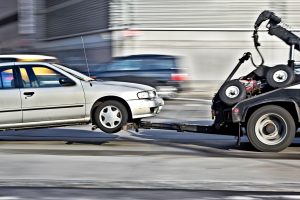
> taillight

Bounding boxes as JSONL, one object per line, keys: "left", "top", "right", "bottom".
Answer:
{"left": 232, "top": 108, "right": 240, "bottom": 114}
{"left": 171, "top": 73, "right": 188, "bottom": 81}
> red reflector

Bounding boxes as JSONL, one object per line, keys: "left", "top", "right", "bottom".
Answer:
{"left": 122, "top": 29, "right": 141, "bottom": 37}
{"left": 233, "top": 108, "right": 239, "bottom": 114}
{"left": 171, "top": 73, "right": 188, "bottom": 81}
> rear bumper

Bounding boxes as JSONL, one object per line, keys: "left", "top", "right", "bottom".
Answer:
{"left": 127, "top": 97, "right": 164, "bottom": 119}
{"left": 156, "top": 86, "right": 178, "bottom": 98}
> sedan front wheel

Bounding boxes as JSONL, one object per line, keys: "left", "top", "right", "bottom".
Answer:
{"left": 94, "top": 100, "right": 128, "bottom": 133}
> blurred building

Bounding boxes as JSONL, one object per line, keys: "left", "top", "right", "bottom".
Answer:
{"left": 0, "top": 1, "right": 19, "bottom": 52}
{"left": 35, "top": 0, "right": 111, "bottom": 72}
{"left": 0, "top": 0, "right": 111, "bottom": 73}
{"left": 0, "top": 0, "right": 299, "bottom": 81}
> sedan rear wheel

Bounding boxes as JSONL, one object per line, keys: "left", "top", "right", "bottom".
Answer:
{"left": 94, "top": 100, "right": 128, "bottom": 133}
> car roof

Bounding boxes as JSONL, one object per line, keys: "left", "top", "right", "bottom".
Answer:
{"left": 0, "top": 61, "right": 54, "bottom": 67}
{"left": 0, "top": 54, "right": 57, "bottom": 62}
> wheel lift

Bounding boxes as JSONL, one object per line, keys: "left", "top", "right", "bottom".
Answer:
{"left": 134, "top": 52, "right": 252, "bottom": 144}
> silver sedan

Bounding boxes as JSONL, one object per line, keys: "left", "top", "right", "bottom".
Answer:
{"left": 0, "top": 62, "right": 164, "bottom": 133}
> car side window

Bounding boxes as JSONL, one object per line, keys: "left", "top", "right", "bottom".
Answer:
{"left": 108, "top": 59, "right": 141, "bottom": 71}
{"left": 143, "top": 58, "right": 175, "bottom": 70}
{"left": 0, "top": 68, "right": 15, "bottom": 89}
{"left": 33, "top": 66, "right": 67, "bottom": 87}
{"left": 20, "top": 66, "right": 67, "bottom": 88}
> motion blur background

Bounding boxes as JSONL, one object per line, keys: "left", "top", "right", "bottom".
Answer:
{"left": 0, "top": 0, "right": 299, "bottom": 88}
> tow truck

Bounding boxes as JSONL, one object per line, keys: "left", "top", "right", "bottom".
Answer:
{"left": 134, "top": 11, "right": 300, "bottom": 152}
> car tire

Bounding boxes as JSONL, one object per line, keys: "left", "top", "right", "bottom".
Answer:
{"left": 94, "top": 100, "right": 128, "bottom": 133}
{"left": 247, "top": 105, "right": 295, "bottom": 152}
{"left": 266, "top": 65, "right": 295, "bottom": 88}
{"left": 218, "top": 80, "right": 247, "bottom": 105}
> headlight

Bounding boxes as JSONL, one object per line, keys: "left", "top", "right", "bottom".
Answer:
{"left": 148, "top": 91, "right": 156, "bottom": 98}
{"left": 137, "top": 91, "right": 156, "bottom": 99}
{"left": 137, "top": 91, "right": 150, "bottom": 99}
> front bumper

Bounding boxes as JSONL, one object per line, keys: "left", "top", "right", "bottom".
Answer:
{"left": 127, "top": 97, "right": 164, "bottom": 119}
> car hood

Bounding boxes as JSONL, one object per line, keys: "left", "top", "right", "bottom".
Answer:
{"left": 92, "top": 81, "right": 154, "bottom": 91}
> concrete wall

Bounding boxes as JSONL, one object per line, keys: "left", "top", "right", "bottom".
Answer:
{"left": 113, "top": 30, "right": 297, "bottom": 81}
{"left": 110, "top": 0, "right": 300, "bottom": 84}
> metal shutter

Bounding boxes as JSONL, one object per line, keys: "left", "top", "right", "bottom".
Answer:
{"left": 110, "top": 0, "right": 300, "bottom": 30}
{"left": 44, "top": 0, "right": 109, "bottom": 39}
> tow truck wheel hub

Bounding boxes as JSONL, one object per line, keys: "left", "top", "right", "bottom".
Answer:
{"left": 265, "top": 123, "right": 276, "bottom": 134}
{"left": 273, "top": 70, "right": 288, "bottom": 82}
{"left": 255, "top": 114, "right": 287, "bottom": 145}
{"left": 225, "top": 86, "right": 240, "bottom": 98}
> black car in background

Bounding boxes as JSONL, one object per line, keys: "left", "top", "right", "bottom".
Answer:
{"left": 94, "top": 54, "right": 187, "bottom": 98}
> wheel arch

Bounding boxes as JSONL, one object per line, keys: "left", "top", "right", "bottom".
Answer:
{"left": 90, "top": 96, "right": 133, "bottom": 124}
{"left": 242, "top": 100, "right": 300, "bottom": 126}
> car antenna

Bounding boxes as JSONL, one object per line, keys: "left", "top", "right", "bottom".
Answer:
{"left": 81, "top": 36, "right": 91, "bottom": 78}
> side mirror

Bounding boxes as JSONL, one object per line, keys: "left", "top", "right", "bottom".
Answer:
{"left": 59, "top": 77, "right": 76, "bottom": 86}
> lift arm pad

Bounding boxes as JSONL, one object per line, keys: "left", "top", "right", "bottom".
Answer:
{"left": 269, "top": 25, "right": 300, "bottom": 51}
{"left": 255, "top": 10, "right": 281, "bottom": 29}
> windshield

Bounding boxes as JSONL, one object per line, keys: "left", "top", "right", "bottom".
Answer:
{"left": 53, "top": 63, "right": 94, "bottom": 81}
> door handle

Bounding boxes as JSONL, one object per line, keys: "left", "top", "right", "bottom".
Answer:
{"left": 23, "top": 92, "right": 35, "bottom": 97}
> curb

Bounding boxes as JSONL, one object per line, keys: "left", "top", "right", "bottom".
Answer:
{"left": 0, "top": 180, "right": 300, "bottom": 192}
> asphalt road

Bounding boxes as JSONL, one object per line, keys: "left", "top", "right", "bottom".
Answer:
{"left": 1, "top": 188, "right": 300, "bottom": 200}
{"left": 1, "top": 98, "right": 300, "bottom": 199}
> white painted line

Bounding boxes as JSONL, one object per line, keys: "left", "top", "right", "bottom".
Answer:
{"left": 226, "top": 197, "right": 255, "bottom": 200}
{"left": 0, "top": 197, "right": 20, "bottom": 200}
{"left": 173, "top": 97, "right": 212, "bottom": 104}
{"left": 274, "top": 195, "right": 300, "bottom": 199}
{"left": 183, "top": 104, "right": 209, "bottom": 107}
{"left": 226, "top": 195, "right": 300, "bottom": 200}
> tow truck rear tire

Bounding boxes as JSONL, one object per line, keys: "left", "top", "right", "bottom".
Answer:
{"left": 247, "top": 105, "right": 295, "bottom": 152}
{"left": 218, "top": 80, "right": 246, "bottom": 105}
{"left": 266, "top": 65, "right": 295, "bottom": 88}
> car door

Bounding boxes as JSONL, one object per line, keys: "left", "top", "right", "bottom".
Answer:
{"left": 97, "top": 58, "right": 155, "bottom": 85}
{"left": 18, "top": 64, "right": 86, "bottom": 123}
{"left": 0, "top": 65, "right": 22, "bottom": 125}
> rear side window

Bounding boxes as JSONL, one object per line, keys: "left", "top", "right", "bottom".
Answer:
{"left": 107, "top": 56, "right": 176, "bottom": 71}
{"left": 107, "top": 59, "right": 141, "bottom": 71}
{"left": 0, "top": 68, "right": 15, "bottom": 89}
{"left": 143, "top": 58, "right": 175, "bottom": 70}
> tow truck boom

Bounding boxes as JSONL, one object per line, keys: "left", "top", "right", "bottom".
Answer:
{"left": 254, "top": 10, "right": 300, "bottom": 52}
